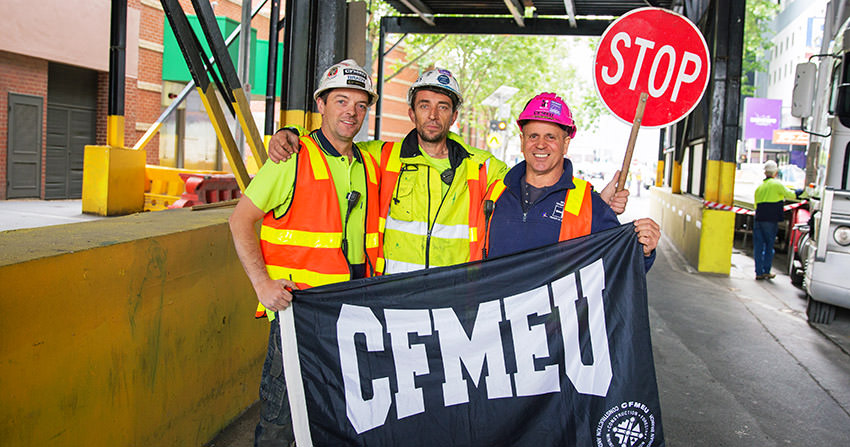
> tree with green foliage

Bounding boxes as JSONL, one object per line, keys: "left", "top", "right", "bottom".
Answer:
{"left": 742, "top": 0, "right": 779, "bottom": 97}
{"left": 361, "top": 0, "right": 607, "bottom": 139}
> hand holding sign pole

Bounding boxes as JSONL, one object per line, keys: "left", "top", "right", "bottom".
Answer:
{"left": 593, "top": 7, "right": 710, "bottom": 192}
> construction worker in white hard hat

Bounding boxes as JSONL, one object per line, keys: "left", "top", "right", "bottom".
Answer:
{"left": 228, "top": 59, "right": 383, "bottom": 447}
{"left": 370, "top": 68, "right": 507, "bottom": 272}
{"left": 267, "top": 68, "right": 630, "bottom": 273}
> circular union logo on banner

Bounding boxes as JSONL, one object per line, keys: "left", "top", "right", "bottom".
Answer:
{"left": 595, "top": 401, "right": 657, "bottom": 447}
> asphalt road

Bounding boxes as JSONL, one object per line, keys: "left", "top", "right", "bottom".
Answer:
{"left": 648, "top": 235, "right": 850, "bottom": 446}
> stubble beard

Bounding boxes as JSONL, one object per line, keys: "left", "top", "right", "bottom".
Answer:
{"left": 417, "top": 127, "right": 448, "bottom": 144}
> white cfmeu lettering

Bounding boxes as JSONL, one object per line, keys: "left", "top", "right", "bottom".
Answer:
{"left": 336, "top": 260, "right": 613, "bottom": 433}
{"left": 433, "top": 301, "right": 512, "bottom": 407}
{"left": 337, "top": 304, "right": 391, "bottom": 434}
{"left": 552, "top": 259, "right": 612, "bottom": 396}
{"left": 386, "top": 309, "right": 431, "bottom": 420}
{"left": 600, "top": 32, "right": 703, "bottom": 101}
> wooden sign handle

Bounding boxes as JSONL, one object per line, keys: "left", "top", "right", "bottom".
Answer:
{"left": 617, "top": 92, "right": 649, "bottom": 191}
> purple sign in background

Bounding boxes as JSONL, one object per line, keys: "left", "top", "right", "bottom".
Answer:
{"left": 744, "top": 98, "right": 782, "bottom": 140}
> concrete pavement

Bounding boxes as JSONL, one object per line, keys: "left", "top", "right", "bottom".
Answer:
{"left": 0, "top": 199, "right": 104, "bottom": 232}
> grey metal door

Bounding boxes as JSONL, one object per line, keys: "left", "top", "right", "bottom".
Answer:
{"left": 6, "top": 93, "right": 44, "bottom": 198}
{"left": 45, "top": 63, "right": 97, "bottom": 199}
{"left": 45, "top": 106, "right": 96, "bottom": 199}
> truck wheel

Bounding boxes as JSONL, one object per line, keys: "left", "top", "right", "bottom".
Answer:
{"left": 788, "top": 261, "right": 804, "bottom": 287}
{"left": 806, "top": 295, "right": 836, "bottom": 324}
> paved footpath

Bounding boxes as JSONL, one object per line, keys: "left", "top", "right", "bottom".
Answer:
{"left": 0, "top": 199, "right": 103, "bottom": 232}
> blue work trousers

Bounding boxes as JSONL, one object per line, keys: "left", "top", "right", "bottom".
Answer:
{"left": 753, "top": 220, "right": 779, "bottom": 276}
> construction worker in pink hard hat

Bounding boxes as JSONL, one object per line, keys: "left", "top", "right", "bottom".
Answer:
{"left": 483, "top": 92, "right": 661, "bottom": 270}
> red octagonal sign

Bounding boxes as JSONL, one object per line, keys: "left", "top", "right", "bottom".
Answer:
{"left": 594, "top": 7, "right": 710, "bottom": 128}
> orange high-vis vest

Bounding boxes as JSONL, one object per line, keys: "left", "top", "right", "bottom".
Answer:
{"left": 256, "top": 136, "right": 381, "bottom": 319}
{"left": 483, "top": 176, "right": 593, "bottom": 252}
{"left": 376, "top": 141, "right": 493, "bottom": 267}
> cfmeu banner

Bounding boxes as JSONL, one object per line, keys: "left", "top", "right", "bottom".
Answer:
{"left": 278, "top": 224, "right": 664, "bottom": 447}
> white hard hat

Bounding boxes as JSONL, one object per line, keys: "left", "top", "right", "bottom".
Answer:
{"left": 407, "top": 68, "right": 463, "bottom": 109}
{"left": 313, "top": 59, "right": 378, "bottom": 106}
{"left": 764, "top": 160, "right": 778, "bottom": 174}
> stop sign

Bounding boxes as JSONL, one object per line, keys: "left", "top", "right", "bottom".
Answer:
{"left": 593, "top": 7, "right": 710, "bottom": 128}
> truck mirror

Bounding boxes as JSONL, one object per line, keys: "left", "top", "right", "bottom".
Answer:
{"left": 792, "top": 62, "right": 817, "bottom": 118}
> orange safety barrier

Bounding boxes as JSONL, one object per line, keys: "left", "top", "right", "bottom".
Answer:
{"left": 144, "top": 165, "right": 226, "bottom": 211}
{"left": 169, "top": 173, "right": 242, "bottom": 208}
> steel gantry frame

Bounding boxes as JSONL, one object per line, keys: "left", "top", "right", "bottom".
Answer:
{"left": 160, "top": 0, "right": 268, "bottom": 190}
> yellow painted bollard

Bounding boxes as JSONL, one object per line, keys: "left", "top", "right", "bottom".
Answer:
{"left": 81, "top": 145, "right": 146, "bottom": 216}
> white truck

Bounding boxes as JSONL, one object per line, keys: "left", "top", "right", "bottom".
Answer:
{"left": 790, "top": 0, "right": 850, "bottom": 324}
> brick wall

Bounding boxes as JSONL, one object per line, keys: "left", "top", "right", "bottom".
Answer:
{"left": 130, "top": 0, "right": 165, "bottom": 163}
{"left": 368, "top": 50, "right": 419, "bottom": 142}
{"left": 96, "top": 72, "right": 109, "bottom": 146}
{"left": 0, "top": 51, "right": 49, "bottom": 200}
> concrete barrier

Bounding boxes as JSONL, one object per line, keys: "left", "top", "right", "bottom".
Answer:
{"left": 0, "top": 206, "right": 266, "bottom": 446}
{"left": 650, "top": 187, "right": 734, "bottom": 274}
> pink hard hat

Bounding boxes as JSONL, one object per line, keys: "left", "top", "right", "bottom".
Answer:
{"left": 516, "top": 92, "right": 576, "bottom": 138}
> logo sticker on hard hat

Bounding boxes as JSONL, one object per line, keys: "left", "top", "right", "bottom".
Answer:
{"left": 328, "top": 67, "right": 338, "bottom": 77}
{"left": 347, "top": 79, "right": 366, "bottom": 88}
{"left": 343, "top": 68, "right": 366, "bottom": 78}
{"left": 550, "top": 101, "right": 562, "bottom": 115}
{"left": 437, "top": 75, "right": 450, "bottom": 85}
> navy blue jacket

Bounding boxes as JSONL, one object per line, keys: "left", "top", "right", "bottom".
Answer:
{"left": 487, "top": 159, "right": 655, "bottom": 271}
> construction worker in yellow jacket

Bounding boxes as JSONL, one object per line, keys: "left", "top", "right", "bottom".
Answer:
{"left": 366, "top": 69, "right": 508, "bottom": 272}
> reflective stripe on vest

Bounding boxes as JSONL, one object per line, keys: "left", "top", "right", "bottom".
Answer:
{"left": 377, "top": 142, "right": 490, "bottom": 273}
{"left": 256, "top": 136, "right": 382, "bottom": 319}
{"left": 558, "top": 177, "right": 593, "bottom": 241}
{"left": 484, "top": 176, "right": 593, "bottom": 251}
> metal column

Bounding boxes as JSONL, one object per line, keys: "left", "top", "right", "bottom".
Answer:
{"left": 705, "top": 0, "right": 745, "bottom": 205}
{"left": 264, "top": 0, "right": 282, "bottom": 142}
{"left": 107, "top": 0, "right": 127, "bottom": 148}
{"left": 375, "top": 19, "right": 387, "bottom": 139}
{"left": 280, "top": 0, "right": 316, "bottom": 130}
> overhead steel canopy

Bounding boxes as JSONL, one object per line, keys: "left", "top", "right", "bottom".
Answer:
{"left": 384, "top": 0, "right": 684, "bottom": 26}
